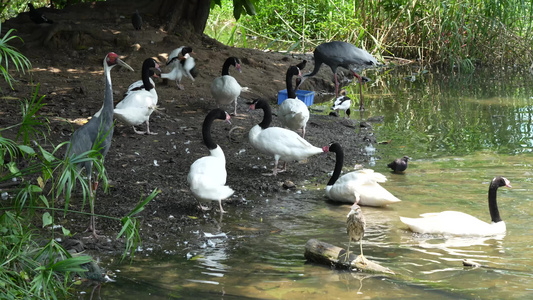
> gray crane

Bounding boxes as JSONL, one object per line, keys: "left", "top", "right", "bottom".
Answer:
{"left": 66, "top": 52, "right": 133, "bottom": 238}
{"left": 301, "top": 41, "right": 378, "bottom": 110}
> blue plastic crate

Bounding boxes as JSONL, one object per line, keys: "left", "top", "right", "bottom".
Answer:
{"left": 277, "top": 89, "right": 315, "bottom": 106}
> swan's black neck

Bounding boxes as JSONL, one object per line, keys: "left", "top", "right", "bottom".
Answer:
{"left": 202, "top": 109, "right": 227, "bottom": 150}
{"left": 221, "top": 57, "right": 237, "bottom": 76}
{"left": 286, "top": 66, "right": 299, "bottom": 99}
{"left": 255, "top": 100, "right": 272, "bottom": 129}
{"left": 141, "top": 59, "right": 154, "bottom": 91}
{"left": 488, "top": 179, "right": 503, "bottom": 223}
{"left": 327, "top": 143, "right": 344, "bottom": 186}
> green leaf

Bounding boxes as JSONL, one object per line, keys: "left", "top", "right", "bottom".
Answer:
{"left": 42, "top": 212, "right": 53, "bottom": 228}
{"left": 61, "top": 227, "right": 71, "bottom": 237}
{"left": 17, "top": 145, "right": 35, "bottom": 155}
{"left": 7, "top": 162, "right": 20, "bottom": 175}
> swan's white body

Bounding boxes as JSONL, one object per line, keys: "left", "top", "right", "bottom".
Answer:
{"left": 279, "top": 98, "right": 309, "bottom": 137}
{"left": 187, "top": 146, "right": 234, "bottom": 211}
{"left": 211, "top": 75, "right": 246, "bottom": 115}
{"left": 326, "top": 169, "right": 401, "bottom": 207}
{"left": 113, "top": 90, "right": 157, "bottom": 127}
{"left": 400, "top": 212, "right": 506, "bottom": 236}
{"left": 400, "top": 177, "right": 511, "bottom": 236}
{"left": 249, "top": 125, "right": 323, "bottom": 163}
{"left": 94, "top": 79, "right": 157, "bottom": 128}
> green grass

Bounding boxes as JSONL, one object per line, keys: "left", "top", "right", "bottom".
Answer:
{"left": 206, "top": 0, "right": 533, "bottom": 69}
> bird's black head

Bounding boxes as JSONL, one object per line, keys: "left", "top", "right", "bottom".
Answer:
{"left": 28, "top": 3, "right": 35, "bottom": 9}
{"left": 287, "top": 65, "right": 301, "bottom": 77}
{"left": 249, "top": 99, "right": 267, "bottom": 110}
{"left": 328, "top": 142, "right": 342, "bottom": 154}
{"left": 492, "top": 177, "right": 511, "bottom": 188}
{"left": 402, "top": 156, "right": 410, "bottom": 161}
{"left": 181, "top": 46, "right": 193, "bottom": 56}
{"left": 142, "top": 58, "right": 161, "bottom": 74}
{"left": 295, "top": 60, "right": 307, "bottom": 71}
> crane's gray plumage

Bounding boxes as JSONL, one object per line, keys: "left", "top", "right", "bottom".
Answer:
{"left": 303, "top": 41, "right": 378, "bottom": 110}
{"left": 66, "top": 52, "right": 133, "bottom": 237}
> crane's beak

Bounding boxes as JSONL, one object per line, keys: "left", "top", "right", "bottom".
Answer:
{"left": 117, "top": 58, "right": 134, "bottom": 72}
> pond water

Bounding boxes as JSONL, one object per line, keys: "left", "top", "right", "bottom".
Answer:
{"left": 84, "top": 67, "right": 533, "bottom": 299}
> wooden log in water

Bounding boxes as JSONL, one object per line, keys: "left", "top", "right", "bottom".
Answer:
{"left": 304, "top": 239, "right": 395, "bottom": 275}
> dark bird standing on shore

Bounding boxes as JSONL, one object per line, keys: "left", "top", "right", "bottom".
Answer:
{"left": 132, "top": 10, "right": 142, "bottom": 30}
{"left": 28, "top": 3, "right": 54, "bottom": 24}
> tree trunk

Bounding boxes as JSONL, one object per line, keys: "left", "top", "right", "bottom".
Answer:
{"left": 109, "top": 0, "right": 211, "bottom": 34}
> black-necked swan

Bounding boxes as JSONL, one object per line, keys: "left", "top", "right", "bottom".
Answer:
{"left": 249, "top": 99, "right": 328, "bottom": 176}
{"left": 66, "top": 52, "right": 133, "bottom": 237}
{"left": 400, "top": 177, "right": 511, "bottom": 236}
{"left": 115, "top": 58, "right": 160, "bottom": 135}
{"left": 210, "top": 57, "right": 248, "bottom": 116}
{"left": 345, "top": 203, "right": 367, "bottom": 264}
{"left": 326, "top": 143, "right": 401, "bottom": 206}
{"left": 387, "top": 156, "right": 410, "bottom": 173}
{"left": 301, "top": 41, "right": 378, "bottom": 109}
{"left": 187, "top": 109, "right": 234, "bottom": 213}
{"left": 278, "top": 65, "right": 309, "bottom": 137}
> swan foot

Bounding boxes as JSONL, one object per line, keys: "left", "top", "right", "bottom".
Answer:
{"left": 177, "top": 83, "right": 185, "bottom": 90}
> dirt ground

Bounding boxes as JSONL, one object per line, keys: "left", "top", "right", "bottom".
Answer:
{"left": 1, "top": 2, "right": 381, "bottom": 254}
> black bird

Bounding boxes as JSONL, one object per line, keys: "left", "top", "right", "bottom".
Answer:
{"left": 387, "top": 156, "right": 410, "bottom": 173}
{"left": 301, "top": 41, "right": 378, "bottom": 110}
{"left": 28, "top": 3, "right": 53, "bottom": 24}
{"left": 66, "top": 52, "right": 133, "bottom": 238}
{"left": 132, "top": 10, "right": 142, "bottom": 30}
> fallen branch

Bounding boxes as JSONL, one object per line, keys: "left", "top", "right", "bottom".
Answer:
{"left": 304, "top": 238, "right": 394, "bottom": 275}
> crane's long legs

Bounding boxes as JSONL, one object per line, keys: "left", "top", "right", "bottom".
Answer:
{"left": 351, "top": 72, "right": 365, "bottom": 110}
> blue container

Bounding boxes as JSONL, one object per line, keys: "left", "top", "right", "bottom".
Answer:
{"left": 277, "top": 89, "right": 315, "bottom": 106}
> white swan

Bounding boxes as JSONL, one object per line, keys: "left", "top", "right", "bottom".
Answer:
{"left": 211, "top": 57, "right": 248, "bottom": 116}
{"left": 249, "top": 99, "right": 328, "bottom": 176}
{"left": 187, "top": 109, "right": 234, "bottom": 213}
{"left": 400, "top": 177, "right": 511, "bottom": 236}
{"left": 114, "top": 58, "right": 160, "bottom": 135}
{"left": 278, "top": 65, "right": 309, "bottom": 138}
{"left": 325, "top": 143, "right": 401, "bottom": 206}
